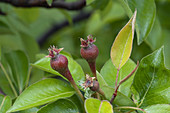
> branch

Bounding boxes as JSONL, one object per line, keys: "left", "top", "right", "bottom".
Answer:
{"left": 37, "top": 11, "right": 92, "bottom": 46}
{"left": 0, "top": 0, "right": 86, "bottom": 10}
{"left": 110, "top": 61, "right": 139, "bottom": 103}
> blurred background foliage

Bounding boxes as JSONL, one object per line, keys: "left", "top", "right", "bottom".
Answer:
{"left": 0, "top": 0, "right": 170, "bottom": 97}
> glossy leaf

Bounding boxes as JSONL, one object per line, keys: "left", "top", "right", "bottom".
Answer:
{"left": 99, "top": 100, "right": 113, "bottom": 113}
{"left": 4, "top": 50, "right": 29, "bottom": 92}
{"left": 16, "top": 107, "right": 39, "bottom": 113}
{"left": 100, "top": 59, "right": 136, "bottom": 97}
{"left": 144, "top": 104, "right": 170, "bottom": 113}
{"left": 131, "top": 47, "right": 170, "bottom": 107}
{"left": 8, "top": 79, "right": 75, "bottom": 112}
{"left": 32, "top": 55, "right": 85, "bottom": 88}
{"left": 85, "top": 98, "right": 113, "bottom": 113}
{"left": 0, "top": 94, "right": 12, "bottom": 113}
{"left": 101, "top": 85, "right": 135, "bottom": 107}
{"left": 110, "top": 10, "right": 136, "bottom": 69}
{"left": 96, "top": 71, "right": 108, "bottom": 87}
{"left": 127, "top": 0, "right": 156, "bottom": 45}
{"left": 37, "top": 99, "right": 78, "bottom": 113}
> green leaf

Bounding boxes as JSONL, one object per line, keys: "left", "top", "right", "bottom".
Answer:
{"left": 46, "top": 0, "right": 53, "bottom": 6}
{"left": 8, "top": 79, "right": 75, "bottom": 112}
{"left": 16, "top": 107, "right": 39, "bottom": 113}
{"left": 0, "top": 94, "right": 12, "bottom": 113}
{"left": 100, "top": 59, "right": 136, "bottom": 97}
{"left": 96, "top": 71, "right": 108, "bottom": 87}
{"left": 131, "top": 47, "right": 170, "bottom": 107}
{"left": 110, "top": 10, "right": 136, "bottom": 69}
{"left": 99, "top": 100, "right": 114, "bottom": 113}
{"left": 37, "top": 99, "right": 79, "bottom": 113}
{"left": 144, "top": 104, "right": 170, "bottom": 113}
{"left": 101, "top": 86, "right": 135, "bottom": 107}
{"left": 68, "top": 94, "right": 84, "bottom": 113}
{"left": 32, "top": 56, "right": 85, "bottom": 88}
{"left": 86, "top": 0, "right": 95, "bottom": 5}
{"left": 124, "top": 0, "right": 156, "bottom": 44}
{"left": 4, "top": 50, "right": 29, "bottom": 92}
{"left": 85, "top": 98, "right": 113, "bottom": 113}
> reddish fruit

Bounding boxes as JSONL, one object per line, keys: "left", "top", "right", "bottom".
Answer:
{"left": 46, "top": 46, "right": 73, "bottom": 81}
{"left": 90, "top": 80, "right": 99, "bottom": 91}
{"left": 80, "top": 44, "right": 99, "bottom": 62}
{"left": 80, "top": 35, "right": 99, "bottom": 77}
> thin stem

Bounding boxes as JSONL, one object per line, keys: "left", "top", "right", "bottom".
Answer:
{"left": 0, "top": 63, "right": 18, "bottom": 97}
{"left": 110, "top": 61, "right": 139, "bottom": 103}
{"left": 96, "top": 92, "right": 100, "bottom": 99}
{"left": 62, "top": 68, "right": 84, "bottom": 102}
{"left": 25, "top": 66, "right": 32, "bottom": 89}
{"left": 88, "top": 61, "right": 97, "bottom": 79}
{"left": 118, "top": 61, "right": 139, "bottom": 86}
{"left": 114, "top": 68, "right": 120, "bottom": 90}
{"left": 114, "top": 106, "right": 147, "bottom": 113}
{"left": 70, "top": 80, "right": 85, "bottom": 102}
{"left": 98, "top": 88, "right": 106, "bottom": 100}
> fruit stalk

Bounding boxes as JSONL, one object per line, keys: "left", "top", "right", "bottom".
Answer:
{"left": 80, "top": 35, "right": 99, "bottom": 79}
{"left": 47, "top": 46, "right": 84, "bottom": 102}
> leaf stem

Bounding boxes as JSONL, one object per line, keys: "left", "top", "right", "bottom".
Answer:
{"left": 114, "top": 68, "right": 120, "bottom": 89}
{"left": 88, "top": 61, "right": 97, "bottom": 79}
{"left": 110, "top": 61, "right": 139, "bottom": 103}
{"left": 25, "top": 66, "right": 32, "bottom": 89}
{"left": 0, "top": 63, "right": 18, "bottom": 97}
{"left": 70, "top": 80, "right": 85, "bottom": 102}
{"left": 114, "top": 106, "right": 147, "bottom": 113}
{"left": 98, "top": 88, "right": 106, "bottom": 100}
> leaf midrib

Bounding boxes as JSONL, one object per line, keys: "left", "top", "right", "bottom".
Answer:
{"left": 10, "top": 91, "right": 75, "bottom": 112}
{"left": 0, "top": 96, "right": 7, "bottom": 110}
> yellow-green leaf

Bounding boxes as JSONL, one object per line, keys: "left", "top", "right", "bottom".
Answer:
{"left": 110, "top": 10, "right": 137, "bottom": 69}
{"left": 85, "top": 98, "right": 113, "bottom": 113}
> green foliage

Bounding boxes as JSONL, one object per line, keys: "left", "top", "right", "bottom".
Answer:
{"left": 0, "top": 0, "right": 170, "bottom": 112}
{"left": 127, "top": 0, "right": 156, "bottom": 45}
{"left": 85, "top": 98, "right": 113, "bottom": 113}
{"left": 8, "top": 79, "right": 75, "bottom": 112}
{"left": 110, "top": 10, "right": 136, "bottom": 69}
{"left": 32, "top": 55, "right": 85, "bottom": 89}
{"left": 131, "top": 47, "right": 170, "bottom": 108}
{"left": 144, "top": 104, "right": 170, "bottom": 113}
{"left": 0, "top": 95, "right": 11, "bottom": 113}
{"left": 37, "top": 99, "right": 79, "bottom": 113}
{"left": 100, "top": 59, "right": 136, "bottom": 97}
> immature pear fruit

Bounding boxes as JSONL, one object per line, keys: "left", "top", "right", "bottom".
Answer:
{"left": 47, "top": 46, "right": 73, "bottom": 81}
{"left": 80, "top": 35, "right": 99, "bottom": 78}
